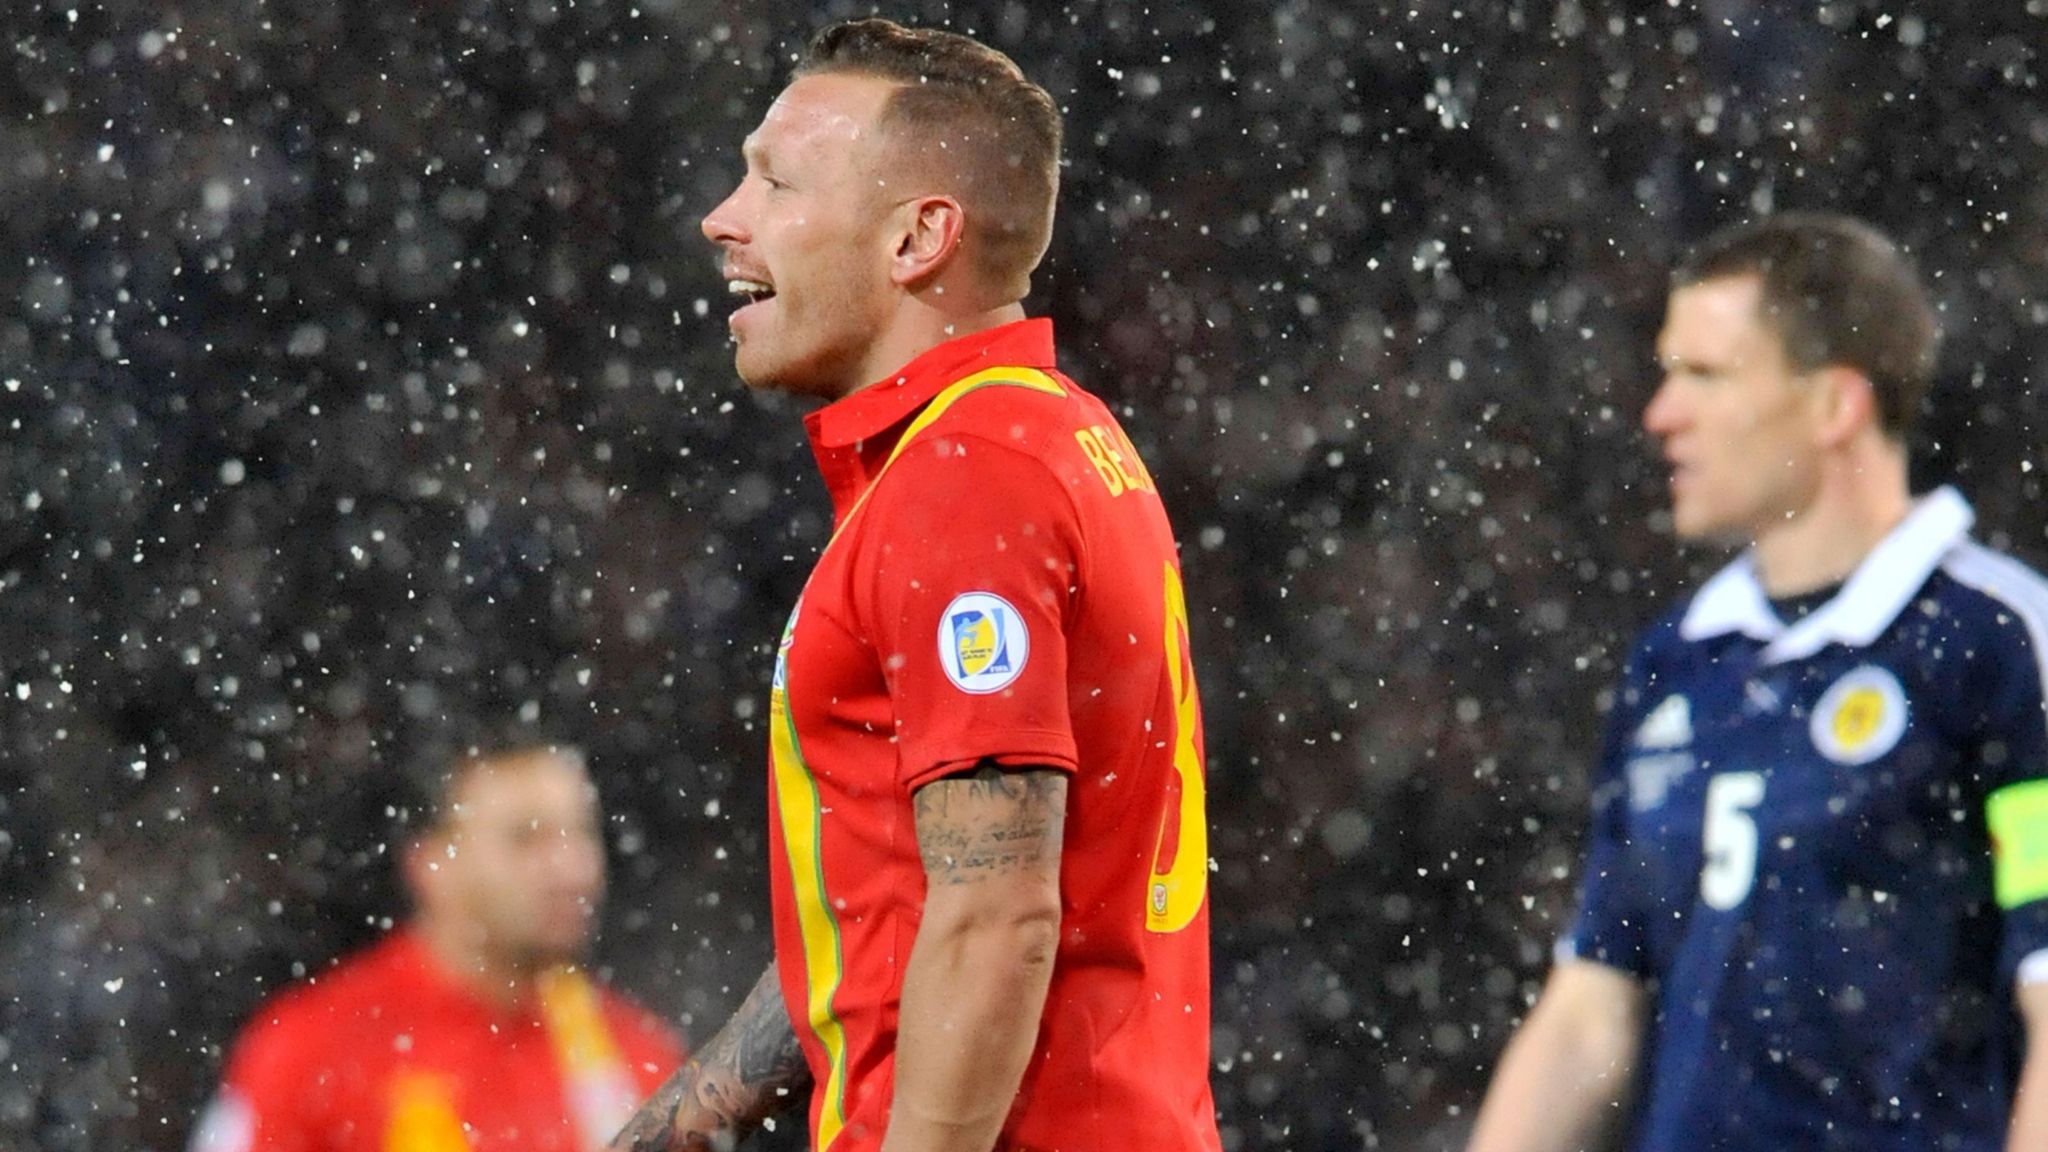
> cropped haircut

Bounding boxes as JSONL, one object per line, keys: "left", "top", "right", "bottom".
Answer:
{"left": 402, "top": 742, "right": 588, "bottom": 840}
{"left": 795, "top": 19, "right": 1062, "bottom": 302}
{"left": 1674, "top": 211, "right": 1940, "bottom": 440}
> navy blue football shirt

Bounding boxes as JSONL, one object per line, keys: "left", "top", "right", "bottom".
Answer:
{"left": 1564, "top": 488, "right": 2048, "bottom": 1151}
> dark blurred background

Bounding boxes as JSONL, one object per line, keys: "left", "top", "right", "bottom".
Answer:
{"left": 3, "top": 1, "right": 2045, "bottom": 1148}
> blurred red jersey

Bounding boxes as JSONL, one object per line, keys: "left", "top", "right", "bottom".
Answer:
{"left": 191, "top": 930, "right": 684, "bottom": 1152}
{"left": 766, "top": 319, "right": 1221, "bottom": 1152}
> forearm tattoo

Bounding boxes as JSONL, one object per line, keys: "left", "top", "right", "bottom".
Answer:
{"left": 607, "top": 966, "right": 811, "bottom": 1151}
{"left": 912, "top": 762, "right": 1069, "bottom": 887}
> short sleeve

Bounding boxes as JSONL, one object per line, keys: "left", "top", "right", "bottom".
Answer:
{"left": 1558, "top": 643, "right": 1658, "bottom": 976}
{"left": 191, "top": 1005, "right": 319, "bottom": 1152}
{"left": 1964, "top": 594, "right": 2048, "bottom": 984}
{"left": 853, "top": 430, "right": 1084, "bottom": 792}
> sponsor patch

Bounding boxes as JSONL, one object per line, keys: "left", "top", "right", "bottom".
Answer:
{"left": 1809, "top": 664, "right": 1908, "bottom": 765}
{"left": 939, "top": 592, "right": 1029, "bottom": 694}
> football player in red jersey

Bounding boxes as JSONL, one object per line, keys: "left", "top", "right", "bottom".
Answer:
{"left": 191, "top": 746, "right": 684, "bottom": 1152}
{"left": 609, "top": 19, "right": 1221, "bottom": 1152}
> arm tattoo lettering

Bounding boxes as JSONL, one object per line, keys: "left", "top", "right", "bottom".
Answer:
{"left": 912, "top": 762, "right": 1069, "bottom": 887}
{"left": 606, "top": 966, "right": 810, "bottom": 1152}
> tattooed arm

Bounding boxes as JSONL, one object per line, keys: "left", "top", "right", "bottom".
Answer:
{"left": 606, "top": 965, "right": 811, "bottom": 1152}
{"left": 881, "top": 762, "right": 1069, "bottom": 1152}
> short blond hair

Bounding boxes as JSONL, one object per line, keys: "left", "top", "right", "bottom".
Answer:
{"left": 796, "top": 19, "right": 1062, "bottom": 302}
{"left": 413, "top": 743, "right": 587, "bottom": 834}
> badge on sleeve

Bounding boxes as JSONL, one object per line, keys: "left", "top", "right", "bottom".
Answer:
{"left": 1810, "top": 664, "right": 1909, "bottom": 765}
{"left": 939, "top": 592, "right": 1029, "bottom": 694}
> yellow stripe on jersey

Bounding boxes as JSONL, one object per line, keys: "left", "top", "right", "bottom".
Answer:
{"left": 537, "top": 967, "right": 623, "bottom": 1076}
{"left": 1989, "top": 777, "right": 2048, "bottom": 909}
{"left": 1146, "top": 561, "right": 1209, "bottom": 932}
{"left": 385, "top": 1072, "right": 469, "bottom": 1152}
{"left": 769, "top": 366, "right": 1068, "bottom": 1150}
{"left": 770, "top": 688, "right": 852, "bottom": 1150}
{"left": 830, "top": 367, "right": 1067, "bottom": 545}
{"left": 537, "top": 967, "right": 639, "bottom": 1150}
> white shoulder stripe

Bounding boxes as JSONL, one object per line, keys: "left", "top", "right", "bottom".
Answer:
{"left": 1938, "top": 542, "right": 2048, "bottom": 742}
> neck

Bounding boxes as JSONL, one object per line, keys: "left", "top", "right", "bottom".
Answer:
{"left": 836, "top": 298, "right": 1028, "bottom": 400}
{"left": 1750, "top": 443, "right": 1912, "bottom": 597}
{"left": 413, "top": 914, "right": 538, "bottom": 1009}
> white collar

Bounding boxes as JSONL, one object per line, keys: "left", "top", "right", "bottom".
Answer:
{"left": 1679, "top": 486, "right": 1975, "bottom": 665}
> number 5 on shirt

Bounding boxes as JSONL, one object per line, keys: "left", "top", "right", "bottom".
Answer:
{"left": 1700, "top": 771, "right": 1765, "bottom": 910}
{"left": 1147, "top": 562, "right": 1209, "bottom": 933}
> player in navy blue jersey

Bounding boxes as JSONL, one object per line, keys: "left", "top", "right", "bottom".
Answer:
{"left": 1467, "top": 212, "right": 2048, "bottom": 1152}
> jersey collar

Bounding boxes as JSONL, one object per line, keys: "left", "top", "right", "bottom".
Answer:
{"left": 385, "top": 926, "right": 549, "bottom": 1025}
{"left": 806, "top": 318, "right": 1057, "bottom": 450}
{"left": 1680, "top": 486, "right": 1975, "bottom": 664}
{"left": 804, "top": 318, "right": 1056, "bottom": 522}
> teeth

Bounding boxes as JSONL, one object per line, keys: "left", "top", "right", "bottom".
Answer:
{"left": 727, "top": 279, "right": 773, "bottom": 297}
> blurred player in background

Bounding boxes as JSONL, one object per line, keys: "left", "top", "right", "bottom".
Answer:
{"left": 1467, "top": 212, "right": 2048, "bottom": 1151}
{"left": 191, "top": 745, "right": 684, "bottom": 1152}
{"left": 607, "top": 18, "right": 1220, "bottom": 1152}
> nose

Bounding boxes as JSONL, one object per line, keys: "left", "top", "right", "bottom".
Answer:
{"left": 702, "top": 182, "right": 749, "bottom": 248}
{"left": 1642, "top": 374, "right": 1686, "bottom": 439}
{"left": 541, "top": 828, "right": 606, "bottom": 894}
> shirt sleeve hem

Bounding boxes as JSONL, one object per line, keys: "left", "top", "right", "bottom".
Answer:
{"left": 902, "top": 743, "right": 1080, "bottom": 792}
{"left": 1552, "top": 935, "right": 1648, "bottom": 978}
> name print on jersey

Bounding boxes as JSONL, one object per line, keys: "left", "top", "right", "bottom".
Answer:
{"left": 1074, "top": 424, "right": 1156, "bottom": 496}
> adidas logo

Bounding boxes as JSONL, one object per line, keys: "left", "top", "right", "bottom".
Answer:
{"left": 1634, "top": 694, "right": 1693, "bottom": 750}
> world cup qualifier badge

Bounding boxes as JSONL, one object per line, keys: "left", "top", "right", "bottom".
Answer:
{"left": 938, "top": 592, "right": 1029, "bottom": 694}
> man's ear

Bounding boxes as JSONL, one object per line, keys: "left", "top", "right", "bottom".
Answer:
{"left": 889, "top": 195, "right": 967, "bottom": 289}
{"left": 400, "top": 832, "right": 446, "bottom": 908}
{"left": 1811, "top": 366, "right": 1880, "bottom": 448}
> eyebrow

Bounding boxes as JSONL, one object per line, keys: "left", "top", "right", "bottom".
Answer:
{"left": 1659, "top": 354, "right": 1720, "bottom": 374}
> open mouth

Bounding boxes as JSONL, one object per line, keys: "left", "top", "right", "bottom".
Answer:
{"left": 727, "top": 278, "right": 775, "bottom": 307}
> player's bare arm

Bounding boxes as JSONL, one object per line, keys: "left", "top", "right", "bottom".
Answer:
{"left": 2008, "top": 981, "right": 2048, "bottom": 1151}
{"left": 911, "top": 764, "right": 1068, "bottom": 885}
{"left": 883, "top": 762, "right": 1067, "bottom": 1152}
{"left": 606, "top": 965, "right": 810, "bottom": 1152}
{"left": 1466, "top": 960, "right": 1647, "bottom": 1152}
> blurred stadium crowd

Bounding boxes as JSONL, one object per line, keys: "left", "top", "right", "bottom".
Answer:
{"left": 3, "top": 1, "right": 2046, "bottom": 1148}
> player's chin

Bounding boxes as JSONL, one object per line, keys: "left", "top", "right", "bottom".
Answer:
{"left": 734, "top": 350, "right": 830, "bottom": 399}
{"left": 1671, "top": 509, "right": 1743, "bottom": 545}
{"left": 528, "top": 930, "right": 593, "bottom": 965}
{"left": 1664, "top": 497, "right": 1713, "bottom": 541}
{"left": 536, "top": 908, "right": 597, "bottom": 947}
{"left": 732, "top": 345, "right": 786, "bottom": 391}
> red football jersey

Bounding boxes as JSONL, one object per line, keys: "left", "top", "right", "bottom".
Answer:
{"left": 767, "top": 319, "right": 1221, "bottom": 1152}
{"left": 190, "top": 930, "right": 684, "bottom": 1152}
